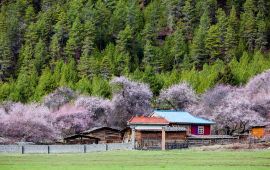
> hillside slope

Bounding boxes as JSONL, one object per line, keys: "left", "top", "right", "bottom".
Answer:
{"left": 0, "top": 0, "right": 270, "bottom": 102}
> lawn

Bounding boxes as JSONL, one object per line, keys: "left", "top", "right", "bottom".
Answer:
{"left": 0, "top": 150, "right": 270, "bottom": 170}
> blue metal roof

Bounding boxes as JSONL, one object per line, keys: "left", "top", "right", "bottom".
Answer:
{"left": 153, "top": 110, "right": 215, "bottom": 124}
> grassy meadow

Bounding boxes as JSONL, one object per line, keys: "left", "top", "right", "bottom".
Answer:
{"left": 0, "top": 150, "right": 270, "bottom": 170}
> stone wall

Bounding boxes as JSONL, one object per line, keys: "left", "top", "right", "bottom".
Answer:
{"left": 0, "top": 143, "right": 133, "bottom": 154}
{"left": 107, "top": 143, "right": 133, "bottom": 150}
{"left": 0, "top": 145, "right": 22, "bottom": 153}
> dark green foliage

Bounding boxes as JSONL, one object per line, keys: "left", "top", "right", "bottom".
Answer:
{"left": 0, "top": 0, "right": 270, "bottom": 102}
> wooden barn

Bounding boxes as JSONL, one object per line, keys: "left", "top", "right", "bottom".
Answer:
{"left": 81, "top": 127, "right": 122, "bottom": 144}
{"left": 64, "top": 134, "right": 100, "bottom": 144}
{"left": 64, "top": 127, "right": 122, "bottom": 144}
{"left": 125, "top": 116, "right": 187, "bottom": 150}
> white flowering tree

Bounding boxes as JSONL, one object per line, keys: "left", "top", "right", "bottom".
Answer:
{"left": 188, "top": 84, "right": 265, "bottom": 135}
{"left": 213, "top": 88, "right": 264, "bottom": 135}
{"left": 0, "top": 103, "right": 58, "bottom": 143}
{"left": 43, "top": 87, "right": 77, "bottom": 111}
{"left": 158, "top": 82, "right": 198, "bottom": 110}
{"left": 53, "top": 96, "right": 112, "bottom": 136}
{"left": 110, "top": 76, "right": 153, "bottom": 128}
{"left": 245, "top": 70, "right": 270, "bottom": 118}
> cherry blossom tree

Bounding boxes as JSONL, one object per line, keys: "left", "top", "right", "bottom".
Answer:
{"left": 53, "top": 96, "right": 112, "bottom": 136}
{"left": 0, "top": 103, "right": 59, "bottom": 143}
{"left": 110, "top": 76, "right": 153, "bottom": 128}
{"left": 75, "top": 96, "right": 112, "bottom": 126}
{"left": 158, "top": 82, "right": 198, "bottom": 110}
{"left": 245, "top": 70, "right": 270, "bottom": 118}
{"left": 213, "top": 88, "right": 264, "bottom": 135}
{"left": 43, "top": 87, "right": 77, "bottom": 111}
{"left": 188, "top": 84, "right": 233, "bottom": 117}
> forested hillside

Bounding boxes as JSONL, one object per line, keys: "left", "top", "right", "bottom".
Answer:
{"left": 0, "top": 0, "right": 270, "bottom": 103}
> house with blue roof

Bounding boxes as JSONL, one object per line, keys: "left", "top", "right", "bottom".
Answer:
{"left": 152, "top": 110, "right": 215, "bottom": 135}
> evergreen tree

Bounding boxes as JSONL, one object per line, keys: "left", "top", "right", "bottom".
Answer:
{"left": 0, "top": 34, "right": 12, "bottom": 81}
{"left": 59, "top": 59, "right": 78, "bottom": 88}
{"left": 50, "top": 34, "right": 61, "bottom": 62}
{"left": 225, "top": 6, "right": 238, "bottom": 61}
{"left": 65, "top": 17, "right": 83, "bottom": 60}
{"left": 183, "top": 0, "right": 195, "bottom": 41}
{"left": 241, "top": 0, "right": 256, "bottom": 51}
{"left": 77, "top": 20, "right": 96, "bottom": 78}
{"left": 10, "top": 45, "right": 38, "bottom": 102}
{"left": 142, "top": 65, "right": 164, "bottom": 96}
{"left": 34, "top": 39, "right": 47, "bottom": 74}
{"left": 76, "top": 76, "right": 92, "bottom": 95}
{"left": 170, "top": 23, "right": 187, "bottom": 66}
{"left": 116, "top": 25, "right": 133, "bottom": 54}
{"left": 216, "top": 8, "right": 228, "bottom": 59}
{"left": 100, "top": 54, "right": 112, "bottom": 79}
{"left": 205, "top": 24, "right": 222, "bottom": 62}
{"left": 255, "top": 0, "right": 268, "bottom": 51}
{"left": 34, "top": 67, "right": 54, "bottom": 101}
{"left": 92, "top": 76, "right": 111, "bottom": 98}
{"left": 191, "top": 10, "right": 210, "bottom": 68}
{"left": 143, "top": 40, "right": 156, "bottom": 68}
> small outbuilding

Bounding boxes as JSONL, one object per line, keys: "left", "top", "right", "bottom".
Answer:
{"left": 251, "top": 125, "right": 265, "bottom": 138}
{"left": 64, "top": 134, "right": 100, "bottom": 144}
{"left": 81, "top": 127, "right": 122, "bottom": 144}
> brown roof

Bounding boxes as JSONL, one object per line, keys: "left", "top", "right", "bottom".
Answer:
{"left": 128, "top": 116, "right": 169, "bottom": 125}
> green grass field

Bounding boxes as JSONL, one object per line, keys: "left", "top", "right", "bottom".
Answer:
{"left": 0, "top": 150, "right": 270, "bottom": 170}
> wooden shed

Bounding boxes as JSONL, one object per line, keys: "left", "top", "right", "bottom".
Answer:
{"left": 81, "top": 127, "right": 122, "bottom": 144}
{"left": 251, "top": 126, "right": 265, "bottom": 138}
{"left": 64, "top": 134, "right": 100, "bottom": 144}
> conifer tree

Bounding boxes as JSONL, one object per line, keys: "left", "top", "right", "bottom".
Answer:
{"left": 34, "top": 67, "right": 54, "bottom": 101}
{"left": 241, "top": 0, "right": 256, "bottom": 51}
{"left": 50, "top": 34, "right": 61, "bottom": 62}
{"left": 116, "top": 25, "right": 133, "bottom": 54}
{"left": 59, "top": 59, "right": 78, "bottom": 88}
{"left": 143, "top": 40, "right": 156, "bottom": 68}
{"left": 225, "top": 6, "right": 239, "bottom": 61}
{"left": 0, "top": 34, "right": 12, "bottom": 81}
{"left": 183, "top": 0, "right": 195, "bottom": 41}
{"left": 205, "top": 24, "right": 222, "bottom": 62}
{"left": 65, "top": 17, "right": 83, "bottom": 60}
{"left": 92, "top": 76, "right": 111, "bottom": 98}
{"left": 100, "top": 54, "right": 112, "bottom": 79}
{"left": 170, "top": 23, "right": 187, "bottom": 66}
{"left": 255, "top": 0, "right": 268, "bottom": 51}
{"left": 76, "top": 77, "right": 92, "bottom": 95}
{"left": 77, "top": 20, "right": 96, "bottom": 79}
{"left": 191, "top": 10, "right": 210, "bottom": 68}
{"left": 10, "top": 45, "right": 38, "bottom": 102}
{"left": 34, "top": 39, "right": 47, "bottom": 74}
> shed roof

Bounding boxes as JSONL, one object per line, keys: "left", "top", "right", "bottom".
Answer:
{"left": 82, "top": 126, "right": 121, "bottom": 134}
{"left": 64, "top": 134, "right": 100, "bottom": 140}
{"left": 128, "top": 116, "right": 169, "bottom": 125}
{"left": 152, "top": 110, "right": 215, "bottom": 125}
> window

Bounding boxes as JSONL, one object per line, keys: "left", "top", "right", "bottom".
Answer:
{"left": 198, "top": 126, "right": 204, "bottom": 135}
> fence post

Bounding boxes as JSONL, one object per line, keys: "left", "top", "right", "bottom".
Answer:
{"left": 106, "top": 144, "right": 108, "bottom": 151}
{"left": 84, "top": 145, "right": 86, "bottom": 153}
{"left": 21, "top": 146, "right": 24, "bottom": 154}
{"left": 48, "top": 145, "right": 50, "bottom": 154}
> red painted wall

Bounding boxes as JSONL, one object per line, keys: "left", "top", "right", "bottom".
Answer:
{"left": 191, "top": 125, "right": 198, "bottom": 135}
{"left": 191, "top": 125, "right": 211, "bottom": 135}
{"left": 204, "top": 125, "right": 211, "bottom": 135}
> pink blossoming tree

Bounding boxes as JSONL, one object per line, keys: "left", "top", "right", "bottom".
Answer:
{"left": 110, "top": 76, "right": 153, "bottom": 128}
